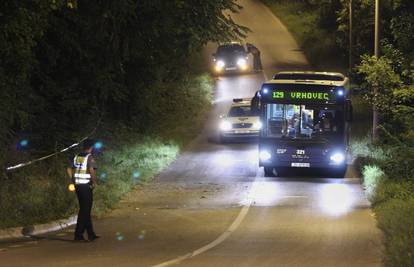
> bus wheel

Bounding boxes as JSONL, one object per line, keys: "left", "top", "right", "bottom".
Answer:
{"left": 264, "top": 167, "right": 274, "bottom": 177}
{"left": 333, "top": 166, "right": 347, "bottom": 178}
{"left": 219, "top": 135, "right": 228, "bottom": 144}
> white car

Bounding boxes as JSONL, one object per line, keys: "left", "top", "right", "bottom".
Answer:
{"left": 219, "top": 98, "right": 262, "bottom": 142}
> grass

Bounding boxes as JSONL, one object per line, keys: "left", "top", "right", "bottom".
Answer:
{"left": 0, "top": 69, "right": 213, "bottom": 229}
{"left": 355, "top": 145, "right": 414, "bottom": 267}
{"left": 375, "top": 197, "right": 414, "bottom": 267}
{"left": 93, "top": 136, "right": 181, "bottom": 216}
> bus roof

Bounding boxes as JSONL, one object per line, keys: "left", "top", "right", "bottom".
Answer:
{"left": 267, "top": 71, "right": 348, "bottom": 87}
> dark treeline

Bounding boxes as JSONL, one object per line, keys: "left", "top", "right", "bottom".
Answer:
{"left": 280, "top": 0, "right": 414, "bottom": 142}
{"left": 299, "top": 0, "right": 414, "bottom": 76}
{"left": 0, "top": 0, "right": 247, "bottom": 168}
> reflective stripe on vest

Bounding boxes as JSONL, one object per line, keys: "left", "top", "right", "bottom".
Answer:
{"left": 73, "top": 154, "right": 91, "bottom": 184}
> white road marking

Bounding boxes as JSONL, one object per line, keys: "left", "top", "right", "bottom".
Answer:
{"left": 150, "top": 175, "right": 259, "bottom": 267}
{"left": 151, "top": 42, "right": 270, "bottom": 267}
{"left": 151, "top": 200, "right": 252, "bottom": 267}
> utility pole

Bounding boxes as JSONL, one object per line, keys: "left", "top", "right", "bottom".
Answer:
{"left": 374, "top": 0, "right": 380, "bottom": 58}
{"left": 349, "top": 0, "right": 353, "bottom": 73}
{"left": 373, "top": 0, "right": 380, "bottom": 140}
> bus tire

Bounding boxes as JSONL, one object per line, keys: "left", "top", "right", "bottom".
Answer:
{"left": 334, "top": 166, "right": 347, "bottom": 178}
{"left": 219, "top": 135, "right": 228, "bottom": 144}
{"left": 264, "top": 167, "right": 274, "bottom": 177}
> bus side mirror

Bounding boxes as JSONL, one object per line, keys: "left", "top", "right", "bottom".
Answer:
{"left": 345, "top": 99, "right": 353, "bottom": 122}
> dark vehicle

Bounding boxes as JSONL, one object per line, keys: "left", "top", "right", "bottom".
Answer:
{"left": 257, "top": 72, "right": 353, "bottom": 177}
{"left": 212, "top": 42, "right": 249, "bottom": 74}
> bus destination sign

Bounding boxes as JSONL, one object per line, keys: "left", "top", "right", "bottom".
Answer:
{"left": 272, "top": 90, "right": 334, "bottom": 102}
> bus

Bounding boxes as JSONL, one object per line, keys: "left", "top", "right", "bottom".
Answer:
{"left": 257, "top": 72, "right": 353, "bottom": 176}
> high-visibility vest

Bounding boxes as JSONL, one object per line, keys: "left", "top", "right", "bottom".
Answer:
{"left": 73, "top": 154, "right": 91, "bottom": 184}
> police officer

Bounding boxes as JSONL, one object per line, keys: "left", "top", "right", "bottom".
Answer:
{"left": 251, "top": 90, "right": 261, "bottom": 115}
{"left": 246, "top": 43, "right": 263, "bottom": 71}
{"left": 67, "top": 139, "right": 100, "bottom": 242}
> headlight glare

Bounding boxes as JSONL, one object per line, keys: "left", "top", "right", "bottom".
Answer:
{"left": 253, "top": 121, "right": 262, "bottom": 130}
{"left": 259, "top": 150, "right": 271, "bottom": 161}
{"left": 330, "top": 152, "right": 345, "bottom": 164}
{"left": 216, "top": 60, "right": 225, "bottom": 68}
{"left": 237, "top": 58, "right": 247, "bottom": 70}
{"left": 219, "top": 120, "right": 232, "bottom": 131}
{"left": 237, "top": 58, "right": 247, "bottom": 66}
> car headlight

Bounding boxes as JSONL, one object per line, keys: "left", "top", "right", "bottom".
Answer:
{"left": 259, "top": 150, "right": 272, "bottom": 161}
{"left": 253, "top": 121, "right": 262, "bottom": 130}
{"left": 215, "top": 60, "right": 225, "bottom": 69}
{"left": 219, "top": 120, "right": 232, "bottom": 131}
{"left": 237, "top": 58, "right": 247, "bottom": 69}
{"left": 330, "top": 152, "right": 345, "bottom": 164}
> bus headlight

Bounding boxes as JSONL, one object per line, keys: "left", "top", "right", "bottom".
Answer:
{"left": 237, "top": 58, "right": 247, "bottom": 70}
{"left": 259, "top": 150, "right": 271, "bottom": 161}
{"left": 330, "top": 152, "right": 345, "bottom": 164}
{"left": 219, "top": 120, "right": 232, "bottom": 131}
{"left": 253, "top": 121, "right": 262, "bottom": 130}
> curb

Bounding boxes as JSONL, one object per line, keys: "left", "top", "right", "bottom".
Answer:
{"left": 0, "top": 215, "right": 77, "bottom": 241}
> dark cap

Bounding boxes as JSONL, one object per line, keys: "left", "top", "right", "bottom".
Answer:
{"left": 82, "top": 139, "right": 95, "bottom": 150}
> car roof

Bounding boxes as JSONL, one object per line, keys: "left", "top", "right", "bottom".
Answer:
{"left": 218, "top": 41, "right": 243, "bottom": 47}
{"left": 231, "top": 98, "right": 252, "bottom": 107}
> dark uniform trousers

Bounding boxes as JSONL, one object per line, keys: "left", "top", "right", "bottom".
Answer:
{"left": 75, "top": 184, "right": 95, "bottom": 239}
{"left": 253, "top": 51, "right": 262, "bottom": 71}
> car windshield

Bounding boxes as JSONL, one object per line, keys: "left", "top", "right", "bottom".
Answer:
{"left": 217, "top": 44, "right": 245, "bottom": 55}
{"left": 264, "top": 103, "right": 344, "bottom": 141}
{"left": 228, "top": 106, "right": 257, "bottom": 117}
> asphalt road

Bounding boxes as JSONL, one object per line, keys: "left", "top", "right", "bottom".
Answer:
{"left": 0, "top": 0, "right": 382, "bottom": 266}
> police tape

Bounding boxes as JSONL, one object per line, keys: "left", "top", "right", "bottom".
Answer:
{"left": 6, "top": 118, "right": 101, "bottom": 172}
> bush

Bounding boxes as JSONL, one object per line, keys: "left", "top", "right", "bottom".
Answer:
{"left": 362, "top": 165, "right": 386, "bottom": 202}
{"left": 375, "top": 197, "right": 414, "bottom": 267}
{"left": 0, "top": 71, "right": 213, "bottom": 229}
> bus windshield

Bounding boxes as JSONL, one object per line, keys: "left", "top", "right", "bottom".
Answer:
{"left": 264, "top": 103, "right": 344, "bottom": 141}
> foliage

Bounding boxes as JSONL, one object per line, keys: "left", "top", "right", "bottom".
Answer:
{"left": 1, "top": 0, "right": 229, "bottom": 228}
{"left": 0, "top": 0, "right": 246, "bottom": 170}
{"left": 362, "top": 165, "right": 385, "bottom": 202}
{"left": 0, "top": 71, "right": 213, "bottom": 229}
{"left": 357, "top": 55, "right": 402, "bottom": 114}
{"left": 374, "top": 194, "right": 414, "bottom": 267}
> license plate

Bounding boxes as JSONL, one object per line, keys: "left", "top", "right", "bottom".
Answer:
{"left": 235, "top": 130, "right": 250, "bottom": 134}
{"left": 291, "top": 162, "right": 310, "bottom": 167}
